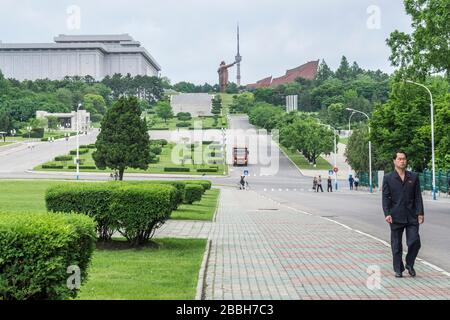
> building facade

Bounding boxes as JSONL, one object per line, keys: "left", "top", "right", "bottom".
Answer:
{"left": 0, "top": 34, "right": 161, "bottom": 81}
{"left": 36, "top": 110, "right": 91, "bottom": 132}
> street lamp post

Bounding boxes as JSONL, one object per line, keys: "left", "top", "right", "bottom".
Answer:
{"left": 406, "top": 80, "right": 437, "bottom": 200}
{"left": 346, "top": 108, "right": 373, "bottom": 193}
{"left": 76, "top": 103, "right": 82, "bottom": 181}
{"left": 222, "top": 128, "right": 227, "bottom": 175}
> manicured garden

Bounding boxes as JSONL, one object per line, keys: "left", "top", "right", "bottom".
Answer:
{"left": 0, "top": 179, "right": 218, "bottom": 300}
{"left": 35, "top": 140, "right": 227, "bottom": 175}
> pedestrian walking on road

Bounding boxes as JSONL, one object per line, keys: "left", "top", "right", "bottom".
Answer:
{"left": 327, "top": 176, "right": 333, "bottom": 192}
{"left": 312, "top": 176, "right": 318, "bottom": 191}
{"left": 354, "top": 176, "right": 359, "bottom": 190}
{"left": 316, "top": 175, "right": 324, "bottom": 193}
{"left": 239, "top": 176, "right": 246, "bottom": 190}
{"left": 349, "top": 175, "right": 354, "bottom": 190}
{"left": 382, "top": 150, "right": 424, "bottom": 278}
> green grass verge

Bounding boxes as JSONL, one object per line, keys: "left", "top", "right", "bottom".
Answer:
{"left": 0, "top": 142, "right": 14, "bottom": 147}
{"left": 149, "top": 116, "right": 228, "bottom": 130}
{"left": 280, "top": 145, "right": 333, "bottom": 170}
{"left": 171, "top": 188, "right": 220, "bottom": 221}
{"left": 339, "top": 137, "right": 349, "bottom": 145}
{"left": 77, "top": 238, "right": 207, "bottom": 300}
{"left": 35, "top": 143, "right": 228, "bottom": 176}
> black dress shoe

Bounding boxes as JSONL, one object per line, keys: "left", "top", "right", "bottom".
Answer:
{"left": 405, "top": 265, "right": 416, "bottom": 277}
{"left": 395, "top": 272, "right": 403, "bottom": 278}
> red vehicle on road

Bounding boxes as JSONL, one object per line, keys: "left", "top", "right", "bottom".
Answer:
{"left": 233, "top": 147, "right": 249, "bottom": 166}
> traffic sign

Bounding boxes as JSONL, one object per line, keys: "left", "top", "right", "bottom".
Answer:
{"left": 244, "top": 170, "right": 249, "bottom": 176}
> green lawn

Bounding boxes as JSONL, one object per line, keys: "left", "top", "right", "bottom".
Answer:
{"left": 171, "top": 188, "right": 220, "bottom": 221}
{"left": 35, "top": 143, "right": 228, "bottom": 176}
{"left": 149, "top": 115, "right": 228, "bottom": 130}
{"left": 77, "top": 238, "right": 206, "bottom": 300}
{"left": 0, "top": 180, "right": 220, "bottom": 222}
{"left": 280, "top": 145, "right": 333, "bottom": 170}
{"left": 0, "top": 142, "right": 14, "bottom": 147}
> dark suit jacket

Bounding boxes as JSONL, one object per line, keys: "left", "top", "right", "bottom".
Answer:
{"left": 382, "top": 170, "right": 424, "bottom": 224}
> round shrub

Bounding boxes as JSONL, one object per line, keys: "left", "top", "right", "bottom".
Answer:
{"left": 0, "top": 212, "right": 96, "bottom": 300}
{"left": 149, "top": 144, "right": 162, "bottom": 155}
{"left": 184, "top": 184, "right": 204, "bottom": 204}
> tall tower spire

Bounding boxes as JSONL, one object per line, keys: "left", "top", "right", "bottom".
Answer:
{"left": 235, "top": 23, "right": 242, "bottom": 87}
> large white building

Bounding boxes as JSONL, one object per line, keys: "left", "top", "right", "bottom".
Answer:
{"left": 0, "top": 34, "right": 161, "bottom": 81}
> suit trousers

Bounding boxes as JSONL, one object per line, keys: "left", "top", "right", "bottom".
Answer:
{"left": 390, "top": 222, "right": 421, "bottom": 273}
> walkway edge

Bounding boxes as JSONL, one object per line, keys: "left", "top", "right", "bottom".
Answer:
{"left": 195, "top": 239, "right": 212, "bottom": 300}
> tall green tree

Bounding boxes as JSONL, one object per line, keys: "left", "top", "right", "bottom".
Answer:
{"left": 335, "top": 56, "right": 352, "bottom": 81}
{"left": 154, "top": 100, "right": 173, "bottom": 123}
{"left": 387, "top": 0, "right": 450, "bottom": 80}
{"left": 93, "top": 97, "right": 151, "bottom": 180}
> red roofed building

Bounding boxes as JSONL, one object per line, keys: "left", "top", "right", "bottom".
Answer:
{"left": 246, "top": 60, "right": 319, "bottom": 89}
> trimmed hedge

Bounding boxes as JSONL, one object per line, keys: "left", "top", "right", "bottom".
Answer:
{"left": 124, "top": 180, "right": 186, "bottom": 211}
{"left": 42, "top": 164, "right": 64, "bottom": 169}
{"left": 0, "top": 212, "right": 96, "bottom": 300}
{"left": 196, "top": 168, "right": 218, "bottom": 173}
{"left": 70, "top": 149, "right": 89, "bottom": 155}
{"left": 176, "top": 122, "right": 190, "bottom": 128}
{"left": 55, "top": 155, "right": 73, "bottom": 162}
{"left": 67, "top": 165, "right": 97, "bottom": 170}
{"left": 164, "top": 167, "right": 190, "bottom": 172}
{"left": 184, "top": 184, "right": 204, "bottom": 204}
{"left": 46, "top": 183, "right": 177, "bottom": 245}
{"left": 184, "top": 180, "right": 212, "bottom": 191}
{"left": 80, "top": 144, "right": 96, "bottom": 149}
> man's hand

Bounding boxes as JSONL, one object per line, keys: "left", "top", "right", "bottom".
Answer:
{"left": 385, "top": 215, "right": 393, "bottom": 224}
{"left": 418, "top": 215, "right": 425, "bottom": 224}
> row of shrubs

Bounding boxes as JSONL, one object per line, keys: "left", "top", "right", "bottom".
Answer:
{"left": 163, "top": 167, "right": 220, "bottom": 173}
{"left": 69, "top": 149, "right": 89, "bottom": 155}
{"left": 0, "top": 179, "right": 212, "bottom": 300}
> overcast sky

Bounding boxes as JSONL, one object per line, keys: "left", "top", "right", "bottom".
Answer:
{"left": 0, "top": 0, "right": 412, "bottom": 85}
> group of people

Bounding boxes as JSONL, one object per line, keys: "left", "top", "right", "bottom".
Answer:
{"left": 312, "top": 174, "right": 361, "bottom": 192}
{"left": 312, "top": 175, "right": 334, "bottom": 192}
{"left": 348, "top": 175, "right": 360, "bottom": 191}
{"left": 110, "top": 171, "right": 119, "bottom": 181}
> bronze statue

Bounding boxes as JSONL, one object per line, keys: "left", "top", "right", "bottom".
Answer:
{"left": 218, "top": 60, "right": 237, "bottom": 93}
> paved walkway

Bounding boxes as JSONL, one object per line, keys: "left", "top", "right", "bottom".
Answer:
{"left": 202, "top": 188, "right": 450, "bottom": 300}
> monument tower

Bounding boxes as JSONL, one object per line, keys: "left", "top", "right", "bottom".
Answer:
{"left": 235, "top": 23, "right": 242, "bottom": 87}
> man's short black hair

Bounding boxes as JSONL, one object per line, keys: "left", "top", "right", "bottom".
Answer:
{"left": 393, "top": 150, "right": 408, "bottom": 160}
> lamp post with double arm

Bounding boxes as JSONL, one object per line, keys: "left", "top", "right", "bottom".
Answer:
{"left": 405, "top": 80, "right": 437, "bottom": 200}
{"left": 346, "top": 108, "right": 372, "bottom": 193}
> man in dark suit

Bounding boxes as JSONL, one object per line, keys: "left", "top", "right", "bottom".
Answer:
{"left": 382, "top": 151, "right": 424, "bottom": 278}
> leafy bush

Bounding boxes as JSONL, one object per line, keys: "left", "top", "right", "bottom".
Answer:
{"left": 46, "top": 184, "right": 116, "bottom": 241}
{"left": 164, "top": 167, "right": 190, "bottom": 172}
{"left": 177, "top": 112, "right": 192, "bottom": 121}
{"left": 46, "top": 183, "right": 177, "bottom": 245}
{"left": 108, "top": 185, "right": 175, "bottom": 245}
{"left": 184, "top": 184, "right": 204, "bottom": 204}
{"left": 55, "top": 155, "right": 73, "bottom": 162}
{"left": 176, "top": 122, "right": 190, "bottom": 128}
{"left": 0, "top": 212, "right": 96, "bottom": 300}
{"left": 149, "top": 144, "right": 162, "bottom": 155}
{"left": 124, "top": 181, "right": 186, "bottom": 211}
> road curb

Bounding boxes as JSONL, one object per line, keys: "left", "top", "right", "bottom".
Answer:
{"left": 195, "top": 239, "right": 212, "bottom": 300}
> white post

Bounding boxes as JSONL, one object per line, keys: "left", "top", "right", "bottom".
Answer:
{"left": 406, "top": 81, "right": 437, "bottom": 200}
{"left": 76, "top": 103, "right": 81, "bottom": 181}
{"left": 334, "top": 129, "right": 338, "bottom": 191}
